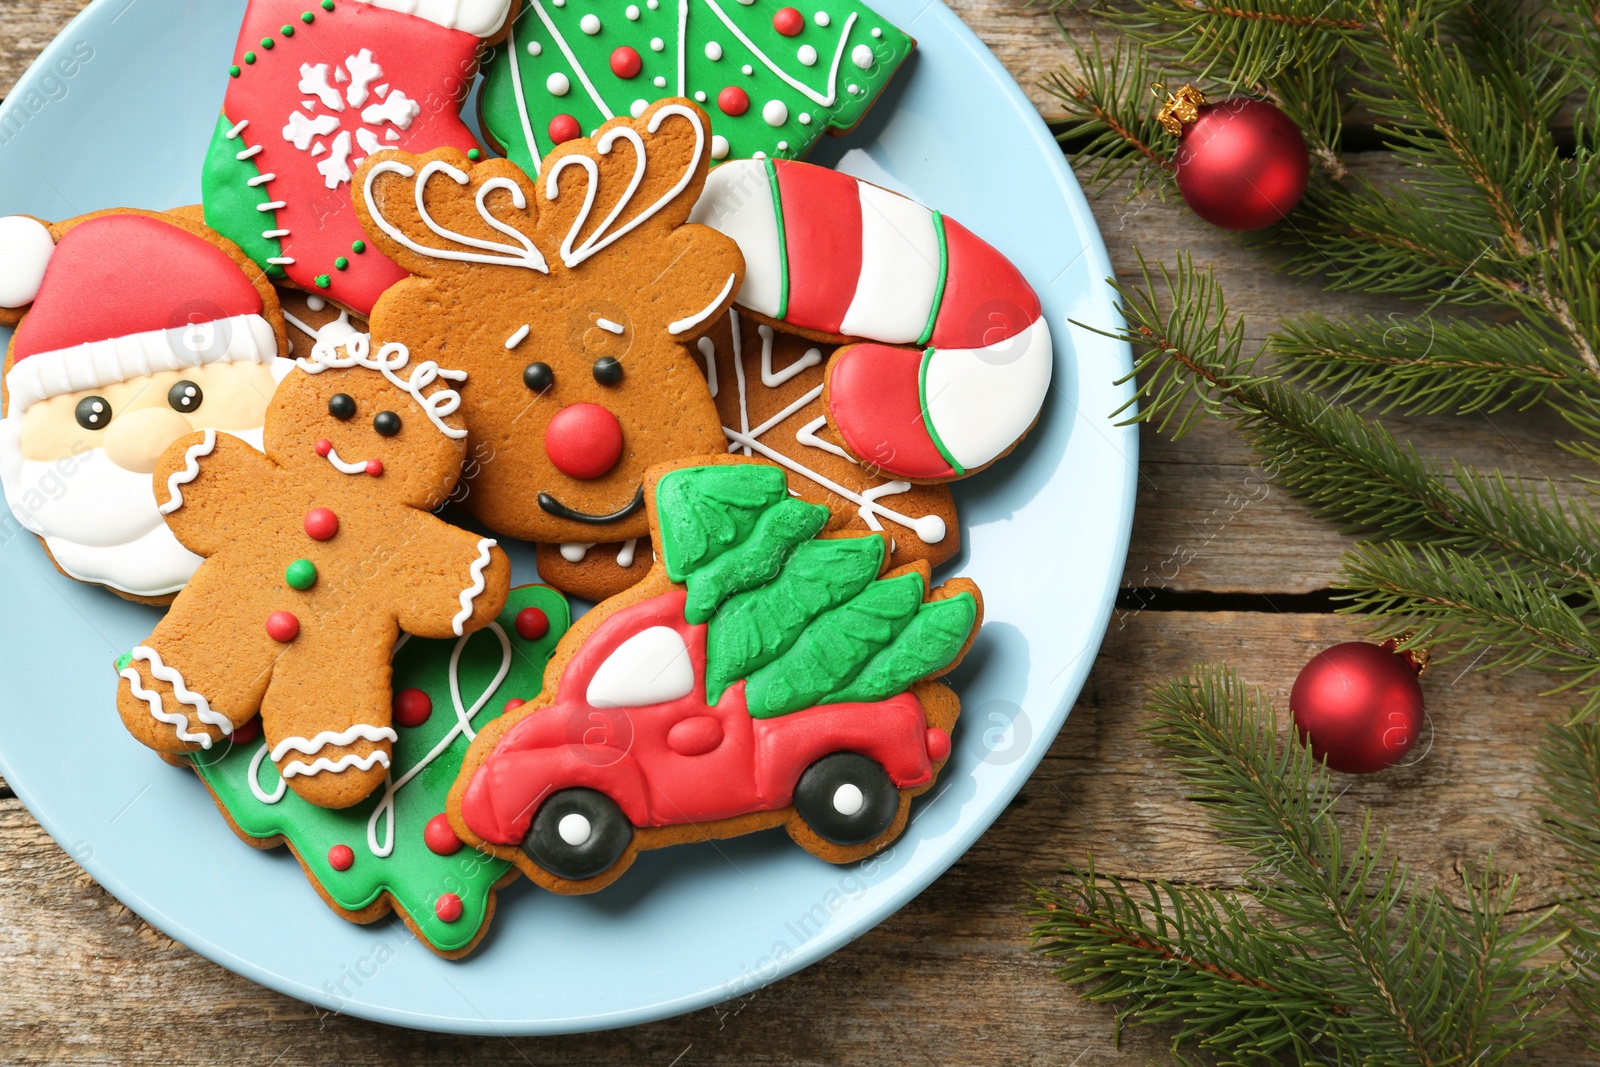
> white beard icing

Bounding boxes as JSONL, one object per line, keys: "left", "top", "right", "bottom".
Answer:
{"left": 0, "top": 420, "right": 266, "bottom": 597}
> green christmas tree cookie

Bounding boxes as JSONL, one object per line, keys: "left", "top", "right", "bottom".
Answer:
{"left": 478, "top": 0, "right": 915, "bottom": 175}
{"left": 189, "top": 585, "right": 569, "bottom": 958}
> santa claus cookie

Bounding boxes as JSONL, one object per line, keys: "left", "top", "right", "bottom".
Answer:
{"left": 202, "top": 0, "right": 520, "bottom": 315}
{"left": 355, "top": 99, "right": 743, "bottom": 549}
{"left": 690, "top": 159, "right": 1055, "bottom": 481}
{"left": 116, "top": 334, "right": 511, "bottom": 809}
{"left": 0, "top": 210, "right": 291, "bottom": 602}
{"left": 448, "top": 456, "right": 980, "bottom": 896}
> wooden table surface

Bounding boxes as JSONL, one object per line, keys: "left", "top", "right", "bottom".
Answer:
{"left": 1, "top": 2, "right": 1590, "bottom": 1063}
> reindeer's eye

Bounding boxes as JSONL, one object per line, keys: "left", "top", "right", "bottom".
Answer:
{"left": 592, "top": 357, "right": 623, "bottom": 386}
{"left": 168, "top": 381, "right": 203, "bottom": 412}
{"left": 328, "top": 393, "right": 357, "bottom": 420}
{"left": 374, "top": 411, "right": 402, "bottom": 437}
{"left": 523, "top": 362, "right": 553, "bottom": 391}
{"left": 75, "top": 396, "right": 111, "bottom": 430}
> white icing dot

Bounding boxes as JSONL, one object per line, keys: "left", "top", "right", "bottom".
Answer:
{"left": 741, "top": 63, "right": 754, "bottom": 75}
{"left": 650, "top": 36, "right": 665, "bottom": 51}
{"left": 580, "top": 12, "right": 601, "bottom": 34}
{"left": 735, "top": 0, "right": 754, "bottom": 4}
{"left": 872, "top": 26, "right": 882, "bottom": 37}
{"left": 558, "top": 812, "right": 593, "bottom": 846}
{"left": 797, "top": 44, "right": 817, "bottom": 66}
{"left": 306, "top": 295, "right": 327, "bottom": 311}
{"left": 752, "top": 150, "right": 767, "bottom": 159}
{"left": 626, "top": 3, "right": 640, "bottom": 17}
{"left": 814, "top": 10, "right": 830, "bottom": 25}
{"left": 631, "top": 98, "right": 649, "bottom": 117}
{"left": 777, "top": 140, "right": 789, "bottom": 151}
{"left": 526, "top": 40, "right": 542, "bottom": 56}
{"left": 711, "top": 134, "right": 729, "bottom": 160}
{"left": 647, "top": 0, "right": 658, "bottom": 8}
{"left": 799, "top": 111, "right": 812, "bottom": 124}
{"left": 547, "top": 72, "right": 571, "bottom": 96}
{"left": 847, "top": 83, "right": 860, "bottom": 94}
{"left": 552, "top": 0, "right": 564, "bottom": 6}
{"left": 852, "top": 44, "right": 875, "bottom": 69}
{"left": 832, "top": 783, "right": 864, "bottom": 816}
{"left": 705, "top": 40, "right": 723, "bottom": 61}
{"left": 695, "top": 90, "right": 707, "bottom": 102}
{"left": 654, "top": 75, "right": 667, "bottom": 87}
{"left": 763, "top": 99, "right": 788, "bottom": 126}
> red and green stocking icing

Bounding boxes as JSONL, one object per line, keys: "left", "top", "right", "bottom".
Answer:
{"left": 190, "top": 585, "right": 569, "bottom": 954}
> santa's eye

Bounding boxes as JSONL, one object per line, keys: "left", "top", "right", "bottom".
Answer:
{"left": 592, "top": 357, "right": 624, "bottom": 386}
{"left": 523, "top": 362, "right": 553, "bottom": 391}
{"left": 328, "top": 393, "right": 357, "bottom": 420}
{"left": 168, "top": 380, "right": 203, "bottom": 413}
{"left": 374, "top": 411, "right": 402, "bottom": 437}
{"left": 74, "top": 396, "right": 111, "bottom": 430}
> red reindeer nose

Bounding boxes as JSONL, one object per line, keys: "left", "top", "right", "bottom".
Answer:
{"left": 545, "top": 403, "right": 624, "bottom": 479}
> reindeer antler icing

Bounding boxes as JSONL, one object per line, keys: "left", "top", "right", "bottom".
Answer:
{"left": 361, "top": 157, "right": 550, "bottom": 272}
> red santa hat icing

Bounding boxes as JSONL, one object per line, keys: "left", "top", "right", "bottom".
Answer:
{"left": 4, "top": 214, "right": 279, "bottom": 414}
{"left": 349, "top": 0, "right": 513, "bottom": 35}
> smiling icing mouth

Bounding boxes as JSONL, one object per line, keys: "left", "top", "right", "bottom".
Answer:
{"left": 537, "top": 486, "right": 645, "bottom": 524}
{"left": 315, "top": 439, "right": 383, "bottom": 477}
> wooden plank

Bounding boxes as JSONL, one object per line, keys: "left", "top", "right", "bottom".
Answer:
{"left": 0, "top": 1, "right": 91, "bottom": 99}
{"left": 0, "top": 610, "right": 1587, "bottom": 1062}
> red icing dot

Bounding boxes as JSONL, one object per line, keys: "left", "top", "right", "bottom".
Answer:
{"left": 265, "top": 611, "right": 300, "bottom": 642}
{"left": 609, "top": 45, "right": 642, "bottom": 79}
{"left": 773, "top": 7, "right": 804, "bottom": 35}
{"left": 435, "top": 892, "right": 464, "bottom": 923}
{"left": 543, "top": 403, "right": 624, "bottom": 479}
{"left": 515, "top": 607, "right": 550, "bottom": 641}
{"left": 314, "top": 438, "right": 333, "bottom": 457}
{"left": 230, "top": 717, "right": 261, "bottom": 745}
{"left": 548, "top": 113, "right": 581, "bottom": 144}
{"left": 328, "top": 844, "right": 355, "bottom": 872}
{"left": 505, "top": 698, "right": 526, "bottom": 713}
{"left": 425, "top": 813, "right": 464, "bottom": 856}
{"left": 393, "top": 688, "right": 433, "bottom": 728}
{"left": 304, "top": 507, "right": 339, "bottom": 540}
{"left": 365, "top": 458, "right": 384, "bottom": 477}
{"left": 718, "top": 86, "right": 750, "bottom": 116}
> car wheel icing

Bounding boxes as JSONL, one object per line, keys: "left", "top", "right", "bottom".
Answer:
{"left": 791, "top": 752, "right": 900, "bottom": 846}
{"left": 523, "top": 788, "right": 633, "bottom": 881}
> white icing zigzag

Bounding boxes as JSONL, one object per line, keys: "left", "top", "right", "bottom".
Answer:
{"left": 281, "top": 751, "right": 392, "bottom": 779}
{"left": 270, "top": 723, "right": 400, "bottom": 762}
{"left": 119, "top": 645, "right": 233, "bottom": 749}
{"left": 297, "top": 332, "right": 470, "bottom": 440}
{"left": 157, "top": 429, "right": 218, "bottom": 516}
{"left": 452, "top": 538, "right": 498, "bottom": 636}
{"left": 361, "top": 157, "right": 550, "bottom": 272}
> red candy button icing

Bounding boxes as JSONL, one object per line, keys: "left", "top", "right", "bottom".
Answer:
{"left": 265, "top": 611, "right": 300, "bottom": 642}
{"left": 328, "top": 844, "right": 355, "bottom": 872}
{"left": 393, "top": 687, "right": 433, "bottom": 728}
{"left": 717, "top": 86, "right": 750, "bottom": 116}
{"left": 773, "top": 7, "right": 804, "bottom": 35}
{"left": 435, "top": 892, "right": 464, "bottom": 922}
{"left": 424, "top": 813, "right": 464, "bottom": 856}
{"left": 543, "top": 403, "right": 624, "bottom": 480}
{"left": 230, "top": 718, "right": 261, "bottom": 745}
{"left": 609, "top": 45, "right": 642, "bottom": 78}
{"left": 365, "top": 459, "right": 384, "bottom": 477}
{"left": 304, "top": 507, "right": 339, "bottom": 540}
{"left": 505, "top": 698, "right": 526, "bottom": 712}
{"left": 515, "top": 606, "right": 550, "bottom": 641}
{"left": 314, "top": 438, "right": 334, "bottom": 457}
{"left": 548, "top": 113, "right": 581, "bottom": 144}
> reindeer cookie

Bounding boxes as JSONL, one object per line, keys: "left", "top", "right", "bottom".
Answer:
{"left": 354, "top": 99, "right": 743, "bottom": 549}
{"left": 115, "top": 336, "right": 511, "bottom": 809}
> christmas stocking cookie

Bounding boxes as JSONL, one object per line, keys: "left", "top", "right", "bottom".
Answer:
{"left": 116, "top": 335, "right": 511, "bottom": 809}
{"left": 202, "top": 0, "right": 519, "bottom": 315}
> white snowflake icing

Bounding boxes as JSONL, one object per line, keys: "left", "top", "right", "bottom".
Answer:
{"left": 282, "top": 50, "right": 422, "bottom": 189}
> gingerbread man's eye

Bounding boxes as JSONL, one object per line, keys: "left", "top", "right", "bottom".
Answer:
{"left": 75, "top": 396, "right": 111, "bottom": 430}
{"left": 168, "top": 380, "right": 203, "bottom": 413}
{"left": 523, "top": 362, "right": 553, "bottom": 391}
{"left": 374, "top": 411, "right": 402, "bottom": 437}
{"left": 328, "top": 393, "right": 357, "bottom": 420}
{"left": 592, "top": 357, "right": 623, "bottom": 386}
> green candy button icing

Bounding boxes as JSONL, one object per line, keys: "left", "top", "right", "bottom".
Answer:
{"left": 285, "top": 559, "right": 318, "bottom": 591}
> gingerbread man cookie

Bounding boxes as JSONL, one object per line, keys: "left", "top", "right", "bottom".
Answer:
{"left": 116, "top": 335, "right": 511, "bottom": 809}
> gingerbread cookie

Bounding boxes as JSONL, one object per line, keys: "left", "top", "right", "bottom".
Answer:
{"left": 478, "top": 0, "right": 913, "bottom": 173}
{"left": 690, "top": 158, "right": 1055, "bottom": 481}
{"left": 534, "top": 537, "right": 654, "bottom": 602}
{"left": 277, "top": 286, "right": 369, "bottom": 360}
{"left": 0, "top": 210, "right": 291, "bottom": 602}
{"left": 190, "top": 584, "right": 569, "bottom": 958}
{"left": 355, "top": 99, "right": 743, "bottom": 548}
{"left": 448, "top": 456, "right": 981, "bottom": 895}
{"left": 202, "top": 0, "right": 520, "bottom": 314}
{"left": 116, "top": 334, "right": 511, "bottom": 809}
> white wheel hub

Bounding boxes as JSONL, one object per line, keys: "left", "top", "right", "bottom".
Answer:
{"left": 832, "top": 783, "right": 865, "bottom": 817}
{"left": 558, "top": 812, "right": 593, "bottom": 847}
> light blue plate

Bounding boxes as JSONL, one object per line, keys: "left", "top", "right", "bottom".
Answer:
{"left": 0, "top": 0, "right": 1135, "bottom": 1035}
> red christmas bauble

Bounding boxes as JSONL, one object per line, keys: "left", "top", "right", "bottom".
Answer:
{"left": 1290, "top": 641, "right": 1425, "bottom": 774}
{"left": 1173, "top": 97, "right": 1308, "bottom": 231}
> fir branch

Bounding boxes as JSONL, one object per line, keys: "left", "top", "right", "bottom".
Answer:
{"left": 1043, "top": 36, "right": 1175, "bottom": 193}
{"left": 1537, "top": 719, "right": 1600, "bottom": 1047}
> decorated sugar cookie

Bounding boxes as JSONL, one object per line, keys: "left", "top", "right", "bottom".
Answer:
{"left": 202, "top": 0, "right": 518, "bottom": 314}
{"left": 355, "top": 99, "right": 743, "bottom": 548}
{"left": 0, "top": 210, "right": 291, "bottom": 602}
{"left": 478, "top": 0, "right": 913, "bottom": 174}
{"left": 191, "top": 584, "right": 569, "bottom": 959}
{"left": 449, "top": 457, "right": 980, "bottom": 896}
{"left": 690, "top": 159, "right": 1054, "bottom": 481}
{"left": 115, "top": 335, "right": 511, "bottom": 809}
